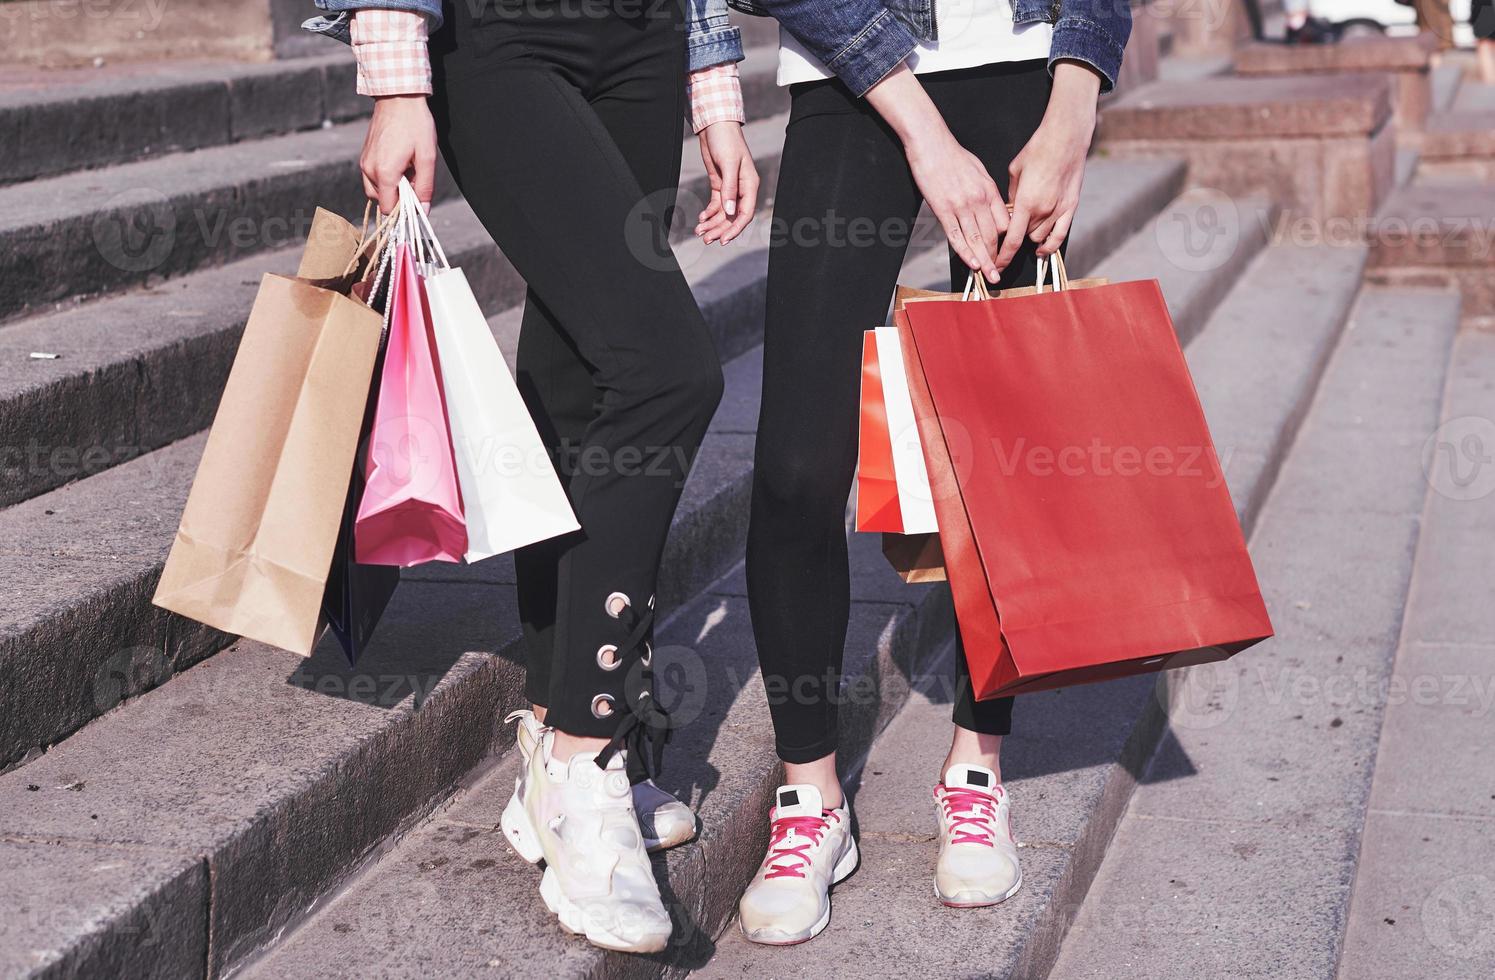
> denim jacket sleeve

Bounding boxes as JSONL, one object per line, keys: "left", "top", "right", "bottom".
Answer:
{"left": 757, "top": 0, "right": 917, "bottom": 97}
{"left": 688, "top": 0, "right": 747, "bottom": 71}
{"left": 1026, "top": 0, "right": 1132, "bottom": 94}
{"left": 304, "top": 0, "right": 744, "bottom": 72}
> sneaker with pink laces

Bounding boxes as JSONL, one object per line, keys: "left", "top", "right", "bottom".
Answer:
{"left": 933, "top": 763, "right": 1021, "bottom": 907}
{"left": 737, "top": 784, "right": 859, "bottom": 945}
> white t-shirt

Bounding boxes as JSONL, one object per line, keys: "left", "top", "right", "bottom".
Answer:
{"left": 778, "top": 0, "right": 1053, "bottom": 87}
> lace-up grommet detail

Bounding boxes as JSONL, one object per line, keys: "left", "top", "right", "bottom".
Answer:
{"left": 605, "top": 591, "right": 632, "bottom": 619}
{"left": 591, "top": 694, "right": 616, "bottom": 718}
{"left": 640, "top": 641, "right": 653, "bottom": 667}
{"left": 597, "top": 644, "right": 622, "bottom": 671}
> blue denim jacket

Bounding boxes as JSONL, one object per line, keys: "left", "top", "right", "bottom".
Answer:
{"left": 304, "top": 0, "right": 745, "bottom": 73}
{"left": 729, "top": 0, "right": 1130, "bottom": 96}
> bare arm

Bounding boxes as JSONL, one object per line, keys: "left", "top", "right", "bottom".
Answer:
{"left": 864, "top": 64, "right": 1007, "bottom": 283}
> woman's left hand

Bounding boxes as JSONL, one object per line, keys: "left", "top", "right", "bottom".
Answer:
{"left": 997, "top": 61, "right": 1103, "bottom": 268}
{"left": 695, "top": 122, "right": 759, "bottom": 246}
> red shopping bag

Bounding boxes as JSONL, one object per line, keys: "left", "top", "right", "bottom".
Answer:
{"left": 856, "top": 331, "right": 903, "bottom": 533}
{"left": 355, "top": 242, "right": 467, "bottom": 566}
{"left": 896, "top": 259, "right": 1272, "bottom": 699}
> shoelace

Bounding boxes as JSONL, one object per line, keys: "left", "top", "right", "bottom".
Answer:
{"left": 938, "top": 785, "right": 998, "bottom": 847}
{"left": 763, "top": 812, "right": 837, "bottom": 880}
{"left": 594, "top": 601, "right": 669, "bottom": 781}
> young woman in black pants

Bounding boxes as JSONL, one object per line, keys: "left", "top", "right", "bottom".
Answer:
{"left": 310, "top": 0, "right": 759, "bottom": 954}
{"left": 727, "top": 0, "right": 1130, "bottom": 946}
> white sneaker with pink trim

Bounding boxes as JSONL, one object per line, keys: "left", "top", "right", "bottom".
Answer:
{"left": 737, "top": 784, "right": 859, "bottom": 945}
{"left": 933, "top": 763, "right": 1022, "bottom": 907}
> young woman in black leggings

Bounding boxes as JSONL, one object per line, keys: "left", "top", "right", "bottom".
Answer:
{"left": 729, "top": 0, "right": 1130, "bottom": 946}
{"left": 313, "top": 0, "right": 758, "bottom": 954}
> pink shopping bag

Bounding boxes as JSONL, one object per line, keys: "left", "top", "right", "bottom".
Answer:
{"left": 355, "top": 242, "right": 467, "bottom": 566}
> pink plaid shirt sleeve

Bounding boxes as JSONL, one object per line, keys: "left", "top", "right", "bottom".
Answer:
{"left": 687, "top": 64, "right": 745, "bottom": 134}
{"left": 350, "top": 9, "right": 432, "bottom": 98}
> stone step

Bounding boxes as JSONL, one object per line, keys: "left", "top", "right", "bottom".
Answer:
{"left": 1365, "top": 180, "right": 1495, "bottom": 318}
{"left": 1417, "top": 73, "right": 1495, "bottom": 178}
{"left": 1099, "top": 74, "right": 1396, "bottom": 223}
{"left": 0, "top": 54, "right": 364, "bottom": 186}
{"left": 1430, "top": 60, "right": 1466, "bottom": 114}
{"left": 1091, "top": 191, "right": 1276, "bottom": 346}
{"left": 1048, "top": 286, "right": 1462, "bottom": 979}
{"left": 0, "top": 231, "right": 779, "bottom": 774}
{"left": 0, "top": 101, "right": 789, "bottom": 323}
{"left": 1337, "top": 328, "right": 1495, "bottom": 980}
{"left": 0, "top": 331, "right": 774, "bottom": 978}
{"left": 1232, "top": 33, "right": 1439, "bottom": 131}
{"left": 0, "top": 153, "right": 1190, "bottom": 974}
{"left": 0, "top": 111, "right": 791, "bottom": 507}
{"left": 0, "top": 44, "right": 786, "bottom": 187}
{"left": 698, "top": 239, "right": 1372, "bottom": 979}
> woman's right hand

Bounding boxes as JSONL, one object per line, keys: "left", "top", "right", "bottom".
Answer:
{"left": 865, "top": 64, "right": 1006, "bottom": 283}
{"left": 360, "top": 94, "right": 439, "bottom": 214}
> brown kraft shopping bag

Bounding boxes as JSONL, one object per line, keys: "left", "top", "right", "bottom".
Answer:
{"left": 153, "top": 210, "right": 385, "bottom": 654}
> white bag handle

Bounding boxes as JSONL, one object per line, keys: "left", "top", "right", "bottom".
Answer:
{"left": 397, "top": 177, "right": 451, "bottom": 272}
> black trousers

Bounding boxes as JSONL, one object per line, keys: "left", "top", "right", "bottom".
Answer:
{"left": 430, "top": 0, "right": 723, "bottom": 740}
{"left": 747, "top": 61, "right": 1055, "bottom": 764}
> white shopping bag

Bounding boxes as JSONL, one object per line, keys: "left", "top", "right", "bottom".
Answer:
{"left": 401, "top": 181, "right": 579, "bottom": 561}
{"left": 873, "top": 326, "right": 939, "bottom": 534}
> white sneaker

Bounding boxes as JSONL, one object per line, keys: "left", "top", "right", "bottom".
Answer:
{"left": 506, "top": 709, "right": 697, "bottom": 851}
{"left": 737, "top": 784, "right": 859, "bottom": 945}
{"left": 933, "top": 764, "right": 1022, "bottom": 907}
{"left": 499, "top": 727, "right": 673, "bottom": 953}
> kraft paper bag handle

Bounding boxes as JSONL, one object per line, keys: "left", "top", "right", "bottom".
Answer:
{"left": 341, "top": 201, "right": 398, "bottom": 280}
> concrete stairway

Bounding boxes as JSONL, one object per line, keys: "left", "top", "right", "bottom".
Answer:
{"left": 8, "top": 13, "right": 1489, "bottom": 980}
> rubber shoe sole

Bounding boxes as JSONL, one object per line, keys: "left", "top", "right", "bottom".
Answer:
{"left": 935, "top": 871, "right": 1023, "bottom": 909}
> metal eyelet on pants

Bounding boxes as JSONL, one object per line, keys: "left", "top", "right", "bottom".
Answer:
{"left": 605, "top": 591, "right": 631, "bottom": 618}
{"left": 597, "top": 644, "right": 622, "bottom": 671}
{"left": 591, "top": 694, "right": 616, "bottom": 718}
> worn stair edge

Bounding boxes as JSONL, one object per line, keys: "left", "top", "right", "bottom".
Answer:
{"left": 1052, "top": 287, "right": 1462, "bottom": 979}
{"left": 0, "top": 330, "right": 764, "bottom": 776}
{"left": 0, "top": 44, "right": 787, "bottom": 187}
{"left": 0, "top": 54, "right": 364, "bottom": 186}
{"left": 0, "top": 337, "right": 774, "bottom": 978}
{"left": 237, "top": 543, "right": 956, "bottom": 980}
{"left": 0, "top": 109, "right": 787, "bottom": 324}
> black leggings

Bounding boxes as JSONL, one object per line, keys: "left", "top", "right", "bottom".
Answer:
{"left": 747, "top": 60, "right": 1055, "bottom": 764}
{"left": 430, "top": 0, "right": 722, "bottom": 742}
